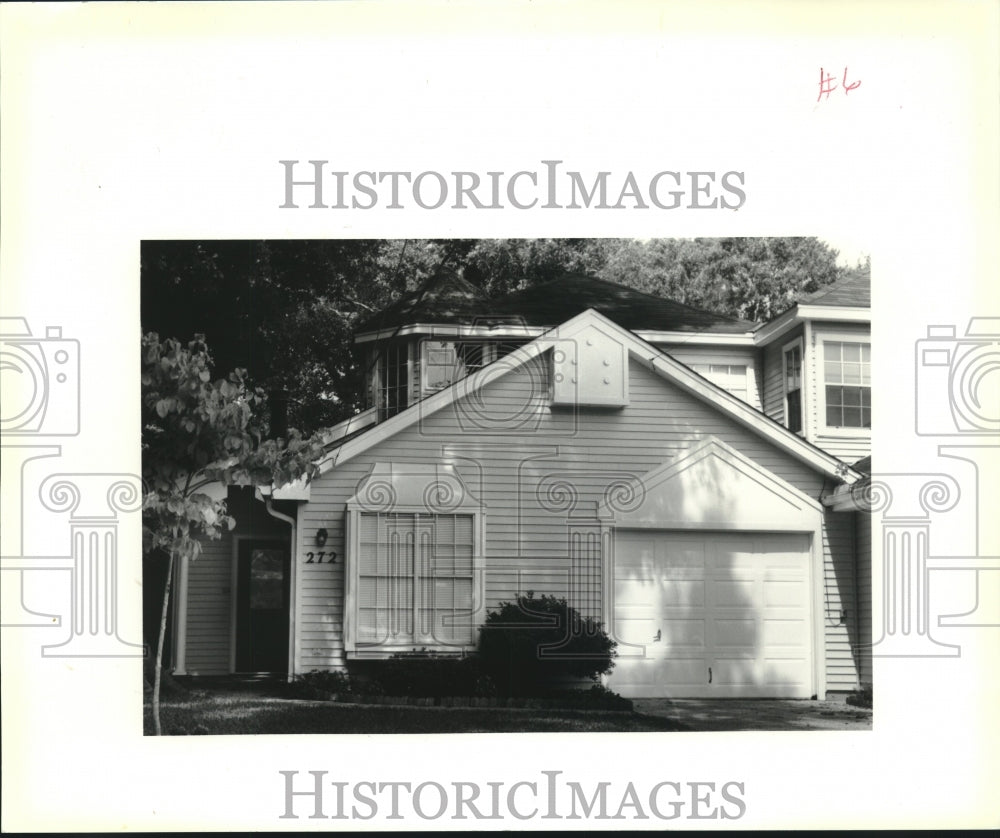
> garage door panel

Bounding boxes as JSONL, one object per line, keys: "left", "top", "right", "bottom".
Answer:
{"left": 611, "top": 531, "right": 813, "bottom": 698}
{"left": 713, "top": 579, "right": 755, "bottom": 607}
{"left": 762, "top": 618, "right": 809, "bottom": 647}
{"left": 764, "top": 580, "right": 808, "bottom": 607}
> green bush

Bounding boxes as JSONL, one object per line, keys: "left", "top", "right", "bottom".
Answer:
{"left": 350, "top": 653, "right": 494, "bottom": 698}
{"left": 477, "top": 592, "right": 617, "bottom": 697}
{"left": 289, "top": 669, "right": 352, "bottom": 699}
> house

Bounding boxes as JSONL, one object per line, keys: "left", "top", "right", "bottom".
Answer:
{"left": 167, "top": 269, "right": 872, "bottom": 699}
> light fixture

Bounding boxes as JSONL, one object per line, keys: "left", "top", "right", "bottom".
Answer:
{"left": 316, "top": 528, "right": 328, "bottom": 547}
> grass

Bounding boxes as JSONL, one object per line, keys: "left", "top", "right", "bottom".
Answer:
{"left": 144, "top": 687, "right": 685, "bottom": 735}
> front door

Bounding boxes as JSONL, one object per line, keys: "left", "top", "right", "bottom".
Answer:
{"left": 235, "top": 540, "right": 290, "bottom": 673}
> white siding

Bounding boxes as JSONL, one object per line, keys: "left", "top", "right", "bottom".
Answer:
{"left": 296, "top": 354, "right": 865, "bottom": 692}
{"left": 655, "top": 343, "right": 763, "bottom": 409}
{"left": 807, "top": 321, "right": 872, "bottom": 462}
{"left": 184, "top": 535, "right": 232, "bottom": 675}
{"left": 856, "top": 511, "right": 873, "bottom": 685}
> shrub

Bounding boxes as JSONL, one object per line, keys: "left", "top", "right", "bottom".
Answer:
{"left": 846, "top": 684, "right": 873, "bottom": 709}
{"left": 350, "top": 652, "right": 494, "bottom": 698}
{"left": 477, "top": 592, "right": 617, "bottom": 697}
{"left": 289, "top": 669, "right": 352, "bottom": 700}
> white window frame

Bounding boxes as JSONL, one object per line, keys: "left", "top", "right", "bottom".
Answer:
{"left": 782, "top": 337, "right": 805, "bottom": 435}
{"left": 344, "top": 467, "right": 485, "bottom": 658}
{"left": 686, "top": 358, "right": 755, "bottom": 404}
{"left": 817, "top": 334, "right": 871, "bottom": 437}
{"left": 419, "top": 338, "right": 497, "bottom": 397}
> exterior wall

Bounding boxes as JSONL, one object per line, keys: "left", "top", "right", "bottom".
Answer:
{"left": 822, "top": 509, "right": 863, "bottom": 693}
{"left": 183, "top": 534, "right": 233, "bottom": 674}
{"left": 856, "top": 511, "right": 873, "bottom": 685}
{"left": 806, "top": 320, "right": 871, "bottom": 462}
{"left": 654, "top": 343, "right": 762, "bottom": 410}
{"left": 761, "top": 324, "right": 804, "bottom": 426}
{"left": 293, "top": 352, "right": 865, "bottom": 692}
{"left": 180, "top": 488, "right": 293, "bottom": 675}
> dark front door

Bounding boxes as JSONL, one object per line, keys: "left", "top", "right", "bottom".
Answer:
{"left": 236, "top": 540, "right": 290, "bottom": 673}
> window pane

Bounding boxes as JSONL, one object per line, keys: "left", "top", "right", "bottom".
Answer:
{"left": 843, "top": 343, "right": 861, "bottom": 362}
{"left": 843, "top": 363, "right": 862, "bottom": 385}
{"left": 825, "top": 361, "right": 842, "bottom": 383}
{"left": 843, "top": 386, "right": 861, "bottom": 406}
{"left": 843, "top": 407, "right": 862, "bottom": 427}
{"left": 827, "top": 405, "right": 841, "bottom": 426}
{"left": 824, "top": 343, "right": 840, "bottom": 361}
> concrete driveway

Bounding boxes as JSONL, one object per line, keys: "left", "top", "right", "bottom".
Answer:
{"left": 633, "top": 698, "right": 872, "bottom": 731}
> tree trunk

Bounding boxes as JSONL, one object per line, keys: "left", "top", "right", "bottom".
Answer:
{"left": 152, "top": 549, "right": 176, "bottom": 736}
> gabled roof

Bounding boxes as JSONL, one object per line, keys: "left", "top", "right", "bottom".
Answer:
{"left": 318, "top": 308, "right": 861, "bottom": 486}
{"left": 489, "top": 274, "right": 754, "bottom": 334}
{"left": 355, "top": 271, "right": 754, "bottom": 338}
{"left": 797, "top": 268, "right": 871, "bottom": 308}
{"left": 356, "top": 271, "right": 500, "bottom": 334}
{"left": 754, "top": 267, "right": 870, "bottom": 345}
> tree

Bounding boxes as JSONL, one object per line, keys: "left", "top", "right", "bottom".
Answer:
{"left": 599, "top": 237, "right": 844, "bottom": 321}
{"left": 141, "top": 331, "right": 326, "bottom": 735}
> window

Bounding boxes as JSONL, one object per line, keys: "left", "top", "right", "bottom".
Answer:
{"left": 690, "top": 363, "right": 749, "bottom": 402}
{"left": 377, "top": 343, "right": 410, "bottom": 421}
{"left": 823, "top": 341, "right": 871, "bottom": 429}
{"left": 783, "top": 340, "right": 804, "bottom": 434}
{"left": 423, "top": 340, "right": 496, "bottom": 393}
{"left": 357, "top": 512, "right": 475, "bottom": 648}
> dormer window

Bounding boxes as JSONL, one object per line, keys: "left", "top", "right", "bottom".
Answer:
{"left": 422, "top": 340, "right": 497, "bottom": 394}
{"left": 783, "top": 339, "right": 804, "bottom": 434}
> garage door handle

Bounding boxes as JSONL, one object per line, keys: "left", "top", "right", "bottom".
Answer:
{"left": 653, "top": 629, "right": 661, "bottom": 642}
{"left": 708, "top": 667, "right": 712, "bottom": 684}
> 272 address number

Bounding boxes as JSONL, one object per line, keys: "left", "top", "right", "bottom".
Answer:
{"left": 305, "top": 551, "right": 337, "bottom": 564}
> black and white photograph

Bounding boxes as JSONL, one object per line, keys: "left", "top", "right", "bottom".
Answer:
{"left": 2, "top": 1, "right": 997, "bottom": 831}
{"left": 140, "top": 238, "right": 874, "bottom": 736}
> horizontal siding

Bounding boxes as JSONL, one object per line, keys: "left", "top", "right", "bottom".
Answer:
{"left": 856, "top": 512, "right": 873, "bottom": 685}
{"left": 654, "top": 343, "right": 763, "bottom": 410}
{"left": 822, "top": 509, "right": 863, "bottom": 692}
{"left": 184, "top": 535, "right": 232, "bottom": 675}
{"left": 295, "top": 353, "right": 861, "bottom": 690}
{"left": 807, "top": 321, "right": 871, "bottom": 463}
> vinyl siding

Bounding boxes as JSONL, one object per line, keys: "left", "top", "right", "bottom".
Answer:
{"left": 296, "top": 353, "right": 865, "bottom": 691}
{"left": 808, "top": 321, "right": 871, "bottom": 462}
{"left": 654, "top": 343, "right": 763, "bottom": 409}
{"left": 761, "top": 325, "right": 804, "bottom": 427}
{"left": 182, "top": 488, "right": 294, "bottom": 675}
{"left": 856, "top": 511, "right": 873, "bottom": 685}
{"left": 184, "top": 535, "right": 232, "bottom": 675}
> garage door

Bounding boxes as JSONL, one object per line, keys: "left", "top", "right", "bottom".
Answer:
{"left": 609, "top": 531, "right": 814, "bottom": 698}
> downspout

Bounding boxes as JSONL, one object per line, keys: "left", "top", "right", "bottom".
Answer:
{"left": 265, "top": 498, "right": 297, "bottom": 683}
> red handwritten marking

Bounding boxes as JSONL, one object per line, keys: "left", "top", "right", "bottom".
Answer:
{"left": 818, "top": 67, "right": 861, "bottom": 102}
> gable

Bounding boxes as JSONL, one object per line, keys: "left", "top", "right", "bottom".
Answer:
{"left": 597, "top": 437, "right": 823, "bottom": 530}
{"left": 313, "top": 309, "right": 859, "bottom": 487}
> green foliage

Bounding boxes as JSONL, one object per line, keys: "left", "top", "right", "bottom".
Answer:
{"left": 142, "top": 237, "right": 852, "bottom": 434}
{"left": 477, "top": 592, "right": 618, "bottom": 697}
{"left": 350, "top": 653, "right": 495, "bottom": 699}
{"left": 599, "top": 237, "right": 845, "bottom": 321}
{"left": 141, "top": 331, "right": 326, "bottom": 563}
{"left": 288, "top": 669, "right": 353, "bottom": 700}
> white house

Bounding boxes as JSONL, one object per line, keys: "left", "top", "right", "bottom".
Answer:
{"left": 167, "top": 270, "right": 872, "bottom": 699}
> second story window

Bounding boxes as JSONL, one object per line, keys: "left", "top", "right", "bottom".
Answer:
{"left": 823, "top": 340, "right": 871, "bottom": 429}
{"left": 783, "top": 340, "right": 804, "bottom": 434}
{"left": 378, "top": 343, "right": 411, "bottom": 421}
{"left": 690, "top": 363, "right": 749, "bottom": 402}
{"left": 423, "top": 340, "right": 496, "bottom": 394}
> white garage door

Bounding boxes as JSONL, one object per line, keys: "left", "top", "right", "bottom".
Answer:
{"left": 609, "top": 531, "right": 814, "bottom": 698}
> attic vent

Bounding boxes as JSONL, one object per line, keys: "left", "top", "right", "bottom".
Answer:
{"left": 550, "top": 324, "right": 629, "bottom": 408}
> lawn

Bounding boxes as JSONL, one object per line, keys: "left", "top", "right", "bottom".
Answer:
{"left": 144, "top": 689, "right": 685, "bottom": 735}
